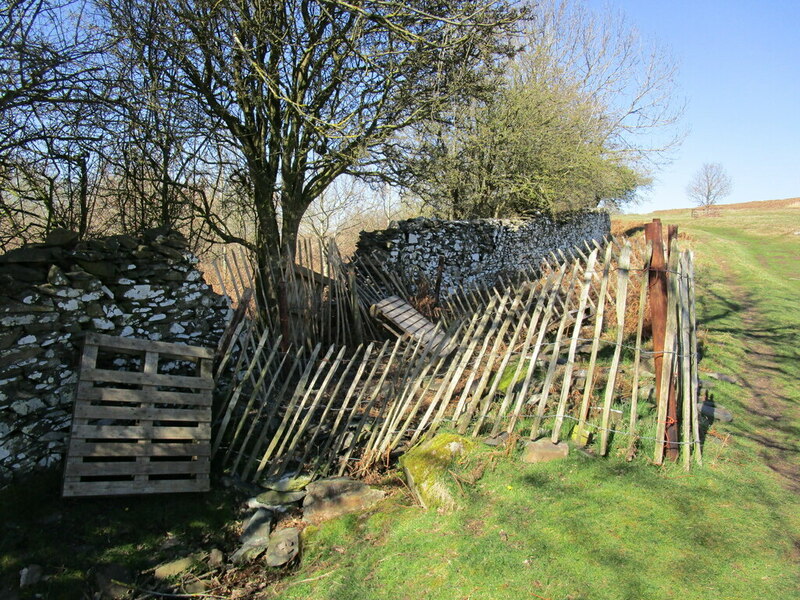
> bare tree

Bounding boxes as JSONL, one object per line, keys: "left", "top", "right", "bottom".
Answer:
{"left": 686, "top": 163, "right": 732, "bottom": 210}
{"left": 0, "top": 0, "right": 110, "bottom": 247}
{"left": 101, "top": 0, "right": 522, "bottom": 270}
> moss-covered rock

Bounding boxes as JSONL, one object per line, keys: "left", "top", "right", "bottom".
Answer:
{"left": 400, "top": 433, "right": 476, "bottom": 512}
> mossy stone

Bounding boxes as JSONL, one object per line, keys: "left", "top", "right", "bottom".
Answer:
{"left": 400, "top": 433, "right": 476, "bottom": 512}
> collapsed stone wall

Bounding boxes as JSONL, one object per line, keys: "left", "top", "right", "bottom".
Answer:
{"left": 355, "top": 211, "right": 610, "bottom": 295}
{"left": 0, "top": 228, "right": 231, "bottom": 485}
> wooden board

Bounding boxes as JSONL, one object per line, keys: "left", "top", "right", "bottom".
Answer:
{"left": 63, "top": 335, "right": 214, "bottom": 497}
{"left": 372, "top": 296, "right": 448, "bottom": 352}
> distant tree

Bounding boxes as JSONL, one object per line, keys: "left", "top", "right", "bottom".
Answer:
{"left": 686, "top": 163, "right": 732, "bottom": 210}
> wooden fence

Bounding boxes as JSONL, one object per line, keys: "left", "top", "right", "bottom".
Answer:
{"left": 211, "top": 235, "right": 702, "bottom": 484}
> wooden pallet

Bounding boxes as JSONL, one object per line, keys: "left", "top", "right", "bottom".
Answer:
{"left": 63, "top": 333, "right": 214, "bottom": 497}
{"left": 371, "top": 296, "right": 449, "bottom": 352}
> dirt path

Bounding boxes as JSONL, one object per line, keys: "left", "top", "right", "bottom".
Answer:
{"left": 719, "top": 281, "right": 800, "bottom": 493}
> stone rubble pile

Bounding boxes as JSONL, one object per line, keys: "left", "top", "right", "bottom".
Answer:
{"left": 0, "top": 227, "right": 231, "bottom": 484}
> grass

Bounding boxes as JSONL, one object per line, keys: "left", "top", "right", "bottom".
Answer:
{"left": 0, "top": 470, "right": 240, "bottom": 598}
{"left": 2, "top": 199, "right": 798, "bottom": 599}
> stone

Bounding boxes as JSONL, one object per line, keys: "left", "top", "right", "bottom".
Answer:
{"left": 230, "top": 542, "right": 268, "bottom": 565}
{"left": 0, "top": 328, "right": 21, "bottom": 350}
{"left": 698, "top": 401, "right": 733, "bottom": 422}
{"left": 482, "top": 431, "right": 510, "bottom": 447}
{"left": 0, "top": 264, "right": 44, "bottom": 282}
{"left": 94, "top": 563, "right": 132, "bottom": 599}
{"left": 76, "top": 260, "right": 117, "bottom": 279}
{"left": 261, "top": 473, "right": 312, "bottom": 492}
{"left": 46, "top": 265, "right": 70, "bottom": 286}
{"left": 521, "top": 439, "right": 569, "bottom": 464}
{"left": 264, "top": 527, "right": 300, "bottom": 567}
{"left": 2, "top": 247, "right": 56, "bottom": 264}
{"left": 240, "top": 508, "right": 273, "bottom": 545}
{"left": 207, "top": 548, "right": 224, "bottom": 568}
{"left": 250, "top": 490, "right": 306, "bottom": 509}
{"left": 400, "top": 433, "right": 474, "bottom": 512}
{"left": 153, "top": 556, "right": 197, "bottom": 580}
{"left": 0, "top": 347, "right": 40, "bottom": 370}
{"left": 303, "top": 477, "right": 385, "bottom": 523}
{"left": 19, "top": 565, "right": 43, "bottom": 587}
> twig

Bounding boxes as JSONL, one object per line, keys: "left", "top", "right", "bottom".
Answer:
{"left": 113, "top": 580, "right": 227, "bottom": 599}
{"left": 284, "top": 570, "right": 336, "bottom": 587}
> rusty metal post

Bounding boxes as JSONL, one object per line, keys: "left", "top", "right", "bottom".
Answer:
{"left": 644, "top": 219, "right": 678, "bottom": 458}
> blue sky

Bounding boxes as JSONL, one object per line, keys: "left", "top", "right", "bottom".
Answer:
{"left": 587, "top": 0, "right": 800, "bottom": 212}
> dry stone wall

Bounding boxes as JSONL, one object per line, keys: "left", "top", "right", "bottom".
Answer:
{"left": 355, "top": 211, "right": 610, "bottom": 295}
{"left": 0, "top": 228, "right": 231, "bottom": 485}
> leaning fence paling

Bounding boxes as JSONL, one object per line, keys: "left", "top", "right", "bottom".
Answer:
{"left": 211, "top": 238, "right": 702, "bottom": 484}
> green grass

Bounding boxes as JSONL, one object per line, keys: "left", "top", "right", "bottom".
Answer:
{"left": 0, "top": 470, "right": 239, "bottom": 598}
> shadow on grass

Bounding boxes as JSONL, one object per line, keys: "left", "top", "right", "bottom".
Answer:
{"left": 0, "top": 469, "right": 238, "bottom": 599}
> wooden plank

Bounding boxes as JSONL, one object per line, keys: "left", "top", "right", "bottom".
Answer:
{"left": 76, "top": 384, "right": 212, "bottom": 406}
{"left": 575, "top": 243, "right": 614, "bottom": 441}
{"left": 551, "top": 248, "right": 599, "bottom": 442}
{"left": 599, "top": 244, "right": 631, "bottom": 455}
{"left": 63, "top": 477, "right": 209, "bottom": 497}
{"left": 65, "top": 459, "right": 209, "bottom": 477}
{"left": 84, "top": 333, "right": 213, "bottom": 360}
{"left": 506, "top": 267, "right": 567, "bottom": 434}
{"left": 530, "top": 262, "right": 580, "bottom": 438}
{"left": 313, "top": 343, "right": 378, "bottom": 475}
{"left": 687, "top": 251, "right": 702, "bottom": 465}
{"left": 252, "top": 344, "right": 324, "bottom": 476}
{"left": 80, "top": 368, "right": 213, "bottom": 390}
{"left": 627, "top": 242, "right": 652, "bottom": 455}
{"left": 222, "top": 337, "right": 284, "bottom": 465}
{"left": 73, "top": 404, "right": 211, "bottom": 422}
{"left": 678, "top": 252, "right": 693, "bottom": 470}
{"left": 337, "top": 338, "right": 404, "bottom": 475}
{"left": 654, "top": 242, "right": 681, "bottom": 465}
{"left": 72, "top": 423, "right": 210, "bottom": 440}
{"left": 270, "top": 345, "right": 348, "bottom": 478}
{"left": 69, "top": 442, "right": 210, "bottom": 458}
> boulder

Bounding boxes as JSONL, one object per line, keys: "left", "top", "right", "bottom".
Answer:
{"left": 521, "top": 439, "right": 569, "bottom": 464}
{"left": 400, "top": 433, "right": 475, "bottom": 512}
{"left": 302, "top": 477, "right": 385, "bottom": 523}
{"left": 264, "top": 527, "right": 300, "bottom": 567}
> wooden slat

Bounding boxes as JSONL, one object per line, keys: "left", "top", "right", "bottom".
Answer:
{"left": 80, "top": 368, "right": 214, "bottom": 390}
{"left": 84, "top": 333, "right": 214, "bottom": 360}
{"left": 76, "top": 384, "right": 212, "bottom": 407}
{"left": 65, "top": 459, "right": 209, "bottom": 477}
{"left": 69, "top": 442, "right": 211, "bottom": 458}
{"left": 63, "top": 477, "right": 209, "bottom": 497}
{"left": 72, "top": 423, "right": 210, "bottom": 440}
{"left": 73, "top": 404, "right": 211, "bottom": 423}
